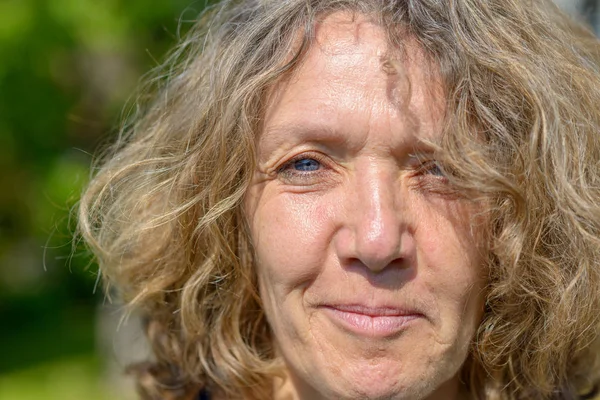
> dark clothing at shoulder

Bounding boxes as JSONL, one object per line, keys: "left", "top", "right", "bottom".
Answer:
{"left": 198, "top": 388, "right": 211, "bottom": 400}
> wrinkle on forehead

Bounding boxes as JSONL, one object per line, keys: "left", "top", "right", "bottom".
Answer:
{"left": 315, "top": 11, "right": 442, "bottom": 115}
{"left": 261, "top": 11, "right": 445, "bottom": 146}
{"left": 380, "top": 54, "right": 412, "bottom": 113}
{"left": 314, "top": 11, "right": 378, "bottom": 50}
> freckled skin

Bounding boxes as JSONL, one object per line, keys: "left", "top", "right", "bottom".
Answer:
{"left": 244, "top": 11, "right": 486, "bottom": 400}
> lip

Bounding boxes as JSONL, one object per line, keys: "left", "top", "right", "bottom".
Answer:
{"left": 320, "top": 304, "right": 423, "bottom": 338}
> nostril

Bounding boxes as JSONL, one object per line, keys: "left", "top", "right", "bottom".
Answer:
{"left": 354, "top": 231, "right": 402, "bottom": 270}
{"left": 340, "top": 256, "right": 415, "bottom": 290}
{"left": 354, "top": 230, "right": 415, "bottom": 273}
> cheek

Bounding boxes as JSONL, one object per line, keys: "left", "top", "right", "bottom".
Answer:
{"left": 420, "top": 199, "right": 486, "bottom": 274}
{"left": 250, "top": 191, "right": 334, "bottom": 291}
{"left": 418, "top": 205, "right": 487, "bottom": 327}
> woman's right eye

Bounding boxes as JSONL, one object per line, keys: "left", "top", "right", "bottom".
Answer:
{"left": 276, "top": 153, "right": 329, "bottom": 186}
{"left": 291, "top": 158, "right": 321, "bottom": 172}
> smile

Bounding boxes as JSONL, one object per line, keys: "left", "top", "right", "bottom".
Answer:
{"left": 320, "top": 304, "right": 423, "bottom": 338}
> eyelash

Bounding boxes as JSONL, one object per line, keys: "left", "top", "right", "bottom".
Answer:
{"left": 277, "top": 152, "right": 330, "bottom": 182}
{"left": 275, "top": 153, "right": 449, "bottom": 191}
{"left": 412, "top": 159, "right": 455, "bottom": 196}
{"left": 417, "top": 160, "right": 446, "bottom": 178}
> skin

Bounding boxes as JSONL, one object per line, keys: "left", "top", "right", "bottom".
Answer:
{"left": 244, "top": 11, "right": 486, "bottom": 400}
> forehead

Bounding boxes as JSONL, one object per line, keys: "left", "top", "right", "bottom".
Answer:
{"left": 261, "top": 11, "right": 445, "bottom": 151}
{"left": 312, "top": 11, "right": 390, "bottom": 57}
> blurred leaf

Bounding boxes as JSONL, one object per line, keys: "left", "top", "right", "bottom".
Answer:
{"left": 0, "top": 355, "right": 132, "bottom": 400}
{"left": 0, "top": 1, "right": 208, "bottom": 388}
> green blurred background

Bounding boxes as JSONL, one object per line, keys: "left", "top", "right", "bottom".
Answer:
{"left": 0, "top": 1, "right": 212, "bottom": 399}
{"left": 0, "top": 1, "right": 597, "bottom": 400}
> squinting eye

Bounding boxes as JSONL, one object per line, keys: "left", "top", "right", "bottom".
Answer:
{"left": 293, "top": 158, "right": 321, "bottom": 172}
{"left": 426, "top": 162, "right": 445, "bottom": 177}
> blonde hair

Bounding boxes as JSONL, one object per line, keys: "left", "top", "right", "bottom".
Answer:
{"left": 78, "top": 0, "right": 600, "bottom": 399}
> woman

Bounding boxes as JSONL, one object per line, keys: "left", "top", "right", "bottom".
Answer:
{"left": 78, "top": 0, "right": 600, "bottom": 399}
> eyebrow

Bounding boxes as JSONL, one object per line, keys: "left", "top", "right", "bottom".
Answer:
{"left": 259, "top": 120, "right": 440, "bottom": 164}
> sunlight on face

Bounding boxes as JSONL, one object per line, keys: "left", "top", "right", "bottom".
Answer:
{"left": 245, "top": 11, "right": 486, "bottom": 400}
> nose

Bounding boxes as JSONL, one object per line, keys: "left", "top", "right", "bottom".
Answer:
{"left": 337, "top": 163, "right": 411, "bottom": 273}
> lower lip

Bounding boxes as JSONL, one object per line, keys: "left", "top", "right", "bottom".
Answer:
{"left": 321, "top": 307, "right": 421, "bottom": 338}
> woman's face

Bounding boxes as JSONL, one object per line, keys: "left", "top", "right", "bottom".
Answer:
{"left": 245, "top": 11, "right": 486, "bottom": 400}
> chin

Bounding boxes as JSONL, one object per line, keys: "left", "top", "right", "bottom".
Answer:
{"left": 296, "top": 351, "right": 464, "bottom": 400}
{"left": 311, "top": 379, "right": 448, "bottom": 400}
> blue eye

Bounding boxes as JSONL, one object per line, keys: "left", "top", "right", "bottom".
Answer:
{"left": 293, "top": 158, "right": 321, "bottom": 172}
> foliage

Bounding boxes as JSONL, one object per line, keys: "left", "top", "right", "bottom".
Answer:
{"left": 0, "top": 0, "right": 212, "bottom": 397}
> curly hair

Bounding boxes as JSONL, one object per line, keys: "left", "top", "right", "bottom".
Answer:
{"left": 78, "top": 0, "right": 600, "bottom": 399}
